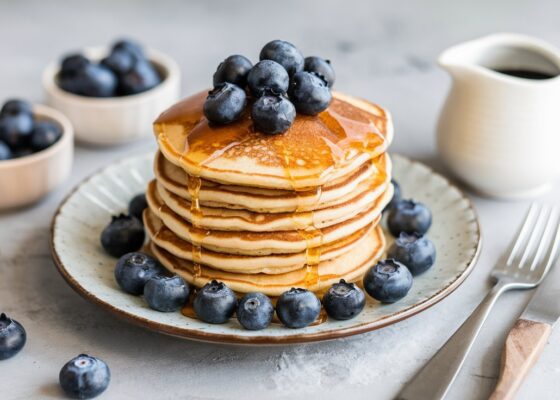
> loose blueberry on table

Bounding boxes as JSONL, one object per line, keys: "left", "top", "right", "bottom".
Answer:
{"left": 0, "top": 98, "right": 63, "bottom": 161}
{"left": 59, "top": 354, "right": 110, "bottom": 399}
{"left": 58, "top": 38, "right": 162, "bottom": 98}
{"left": 276, "top": 288, "right": 321, "bottom": 329}
{"left": 114, "top": 252, "right": 163, "bottom": 295}
{"left": 387, "top": 199, "right": 432, "bottom": 237}
{"left": 100, "top": 214, "right": 145, "bottom": 258}
{"left": 144, "top": 275, "right": 190, "bottom": 312}
{"left": 0, "top": 313, "right": 26, "bottom": 360}
{"left": 236, "top": 292, "right": 275, "bottom": 330}
{"left": 388, "top": 232, "right": 436, "bottom": 276}
{"left": 128, "top": 192, "right": 148, "bottom": 221}
{"left": 204, "top": 40, "right": 335, "bottom": 134}
{"left": 363, "top": 259, "right": 413, "bottom": 303}
{"left": 322, "top": 280, "right": 366, "bottom": 320}
{"left": 193, "top": 280, "right": 238, "bottom": 324}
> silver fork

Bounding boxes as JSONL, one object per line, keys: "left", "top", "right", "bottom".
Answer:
{"left": 397, "top": 203, "right": 560, "bottom": 400}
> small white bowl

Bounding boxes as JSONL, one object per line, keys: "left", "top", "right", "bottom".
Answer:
{"left": 42, "top": 47, "right": 181, "bottom": 146}
{"left": 0, "top": 104, "right": 74, "bottom": 210}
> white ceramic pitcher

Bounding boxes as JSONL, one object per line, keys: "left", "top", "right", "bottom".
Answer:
{"left": 437, "top": 33, "right": 560, "bottom": 199}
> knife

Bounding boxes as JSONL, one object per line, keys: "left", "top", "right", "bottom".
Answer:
{"left": 489, "top": 260, "right": 560, "bottom": 400}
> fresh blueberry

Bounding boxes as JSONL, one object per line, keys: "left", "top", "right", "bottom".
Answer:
{"left": 363, "top": 259, "right": 413, "bottom": 303}
{"left": 213, "top": 55, "right": 253, "bottom": 88}
{"left": 304, "top": 56, "right": 335, "bottom": 87}
{"left": 61, "top": 63, "right": 117, "bottom": 97}
{"left": 119, "top": 60, "right": 161, "bottom": 95}
{"left": 30, "top": 120, "right": 62, "bottom": 152}
{"left": 1, "top": 99, "right": 33, "bottom": 117}
{"left": 247, "top": 60, "right": 289, "bottom": 97}
{"left": 322, "top": 279, "right": 365, "bottom": 320}
{"left": 387, "top": 232, "right": 436, "bottom": 276}
{"left": 100, "top": 214, "right": 145, "bottom": 258}
{"left": 112, "top": 39, "right": 145, "bottom": 59}
{"left": 101, "top": 49, "right": 136, "bottom": 76}
{"left": 203, "top": 83, "right": 247, "bottom": 125}
{"left": 144, "top": 275, "right": 190, "bottom": 312}
{"left": 0, "top": 113, "right": 34, "bottom": 149}
{"left": 0, "top": 313, "right": 26, "bottom": 360}
{"left": 0, "top": 141, "right": 12, "bottom": 161}
{"left": 128, "top": 193, "right": 148, "bottom": 221}
{"left": 59, "top": 354, "right": 110, "bottom": 399}
{"left": 387, "top": 199, "right": 432, "bottom": 237}
{"left": 236, "top": 292, "right": 274, "bottom": 330}
{"left": 259, "top": 40, "right": 304, "bottom": 77}
{"left": 114, "top": 252, "right": 163, "bottom": 295}
{"left": 251, "top": 94, "right": 295, "bottom": 134}
{"left": 60, "top": 54, "right": 90, "bottom": 78}
{"left": 384, "top": 179, "right": 401, "bottom": 212}
{"left": 193, "top": 280, "right": 237, "bottom": 324}
{"left": 276, "top": 288, "right": 321, "bottom": 329}
{"left": 288, "top": 71, "right": 332, "bottom": 115}
{"left": 13, "top": 148, "right": 33, "bottom": 158}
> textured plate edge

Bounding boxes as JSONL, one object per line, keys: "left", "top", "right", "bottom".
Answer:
{"left": 49, "top": 152, "right": 482, "bottom": 346}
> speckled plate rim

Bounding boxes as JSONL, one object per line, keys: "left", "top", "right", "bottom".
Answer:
{"left": 50, "top": 153, "right": 482, "bottom": 345}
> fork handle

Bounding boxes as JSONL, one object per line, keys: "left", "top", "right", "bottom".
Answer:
{"left": 489, "top": 319, "right": 551, "bottom": 400}
{"left": 396, "top": 281, "right": 509, "bottom": 400}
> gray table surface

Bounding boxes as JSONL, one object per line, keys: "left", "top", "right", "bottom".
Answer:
{"left": 1, "top": 1, "right": 560, "bottom": 399}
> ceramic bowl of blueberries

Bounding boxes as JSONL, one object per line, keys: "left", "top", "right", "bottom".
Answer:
{"left": 0, "top": 99, "right": 73, "bottom": 210}
{"left": 42, "top": 39, "right": 180, "bottom": 146}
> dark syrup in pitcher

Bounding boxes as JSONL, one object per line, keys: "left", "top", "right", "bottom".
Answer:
{"left": 494, "top": 68, "right": 557, "bottom": 80}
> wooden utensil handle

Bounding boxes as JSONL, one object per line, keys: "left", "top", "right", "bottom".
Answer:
{"left": 490, "top": 319, "right": 552, "bottom": 400}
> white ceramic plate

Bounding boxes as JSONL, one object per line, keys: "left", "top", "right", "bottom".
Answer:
{"left": 51, "top": 153, "right": 481, "bottom": 344}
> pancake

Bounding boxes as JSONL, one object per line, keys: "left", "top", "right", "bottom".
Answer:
{"left": 150, "top": 172, "right": 390, "bottom": 232}
{"left": 144, "top": 209, "right": 375, "bottom": 274}
{"left": 146, "top": 182, "right": 392, "bottom": 255}
{"left": 154, "top": 150, "right": 391, "bottom": 213}
{"left": 150, "top": 223, "right": 386, "bottom": 296}
{"left": 154, "top": 91, "right": 393, "bottom": 190}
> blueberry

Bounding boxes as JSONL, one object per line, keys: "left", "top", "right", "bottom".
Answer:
{"left": 119, "top": 60, "right": 161, "bottom": 95}
{"left": 112, "top": 39, "right": 145, "bottom": 59}
{"left": 203, "top": 83, "right": 247, "bottom": 125}
{"left": 322, "top": 279, "right": 365, "bottom": 320}
{"left": 0, "top": 141, "right": 12, "bottom": 161}
{"left": 128, "top": 193, "right": 148, "bottom": 221}
{"left": 144, "top": 275, "right": 189, "bottom": 312}
{"left": 193, "top": 280, "right": 237, "bottom": 324}
{"left": 0, "top": 313, "right": 26, "bottom": 360}
{"left": 61, "top": 64, "right": 117, "bottom": 97}
{"left": 1, "top": 99, "right": 33, "bottom": 117}
{"left": 0, "top": 113, "right": 34, "bottom": 149}
{"left": 213, "top": 55, "right": 253, "bottom": 88}
{"left": 60, "top": 54, "right": 90, "bottom": 78}
{"left": 384, "top": 179, "right": 401, "bottom": 213}
{"left": 363, "top": 259, "right": 413, "bottom": 303}
{"left": 101, "top": 49, "right": 136, "bottom": 76}
{"left": 387, "top": 199, "right": 432, "bottom": 237}
{"left": 276, "top": 288, "right": 321, "bottom": 329}
{"left": 30, "top": 120, "right": 62, "bottom": 152}
{"left": 387, "top": 232, "right": 436, "bottom": 276}
{"left": 236, "top": 292, "right": 274, "bottom": 330}
{"left": 259, "top": 40, "right": 304, "bottom": 77}
{"left": 251, "top": 94, "right": 295, "bottom": 134}
{"left": 59, "top": 354, "right": 110, "bottom": 399}
{"left": 288, "top": 71, "right": 332, "bottom": 115}
{"left": 247, "top": 60, "right": 289, "bottom": 97}
{"left": 114, "top": 252, "right": 163, "bottom": 295}
{"left": 304, "top": 56, "right": 335, "bottom": 88}
{"left": 100, "top": 214, "right": 145, "bottom": 258}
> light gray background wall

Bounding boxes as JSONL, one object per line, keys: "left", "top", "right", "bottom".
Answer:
{"left": 1, "top": 1, "right": 559, "bottom": 399}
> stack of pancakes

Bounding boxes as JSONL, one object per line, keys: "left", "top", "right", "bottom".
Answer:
{"left": 144, "top": 91, "right": 393, "bottom": 296}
